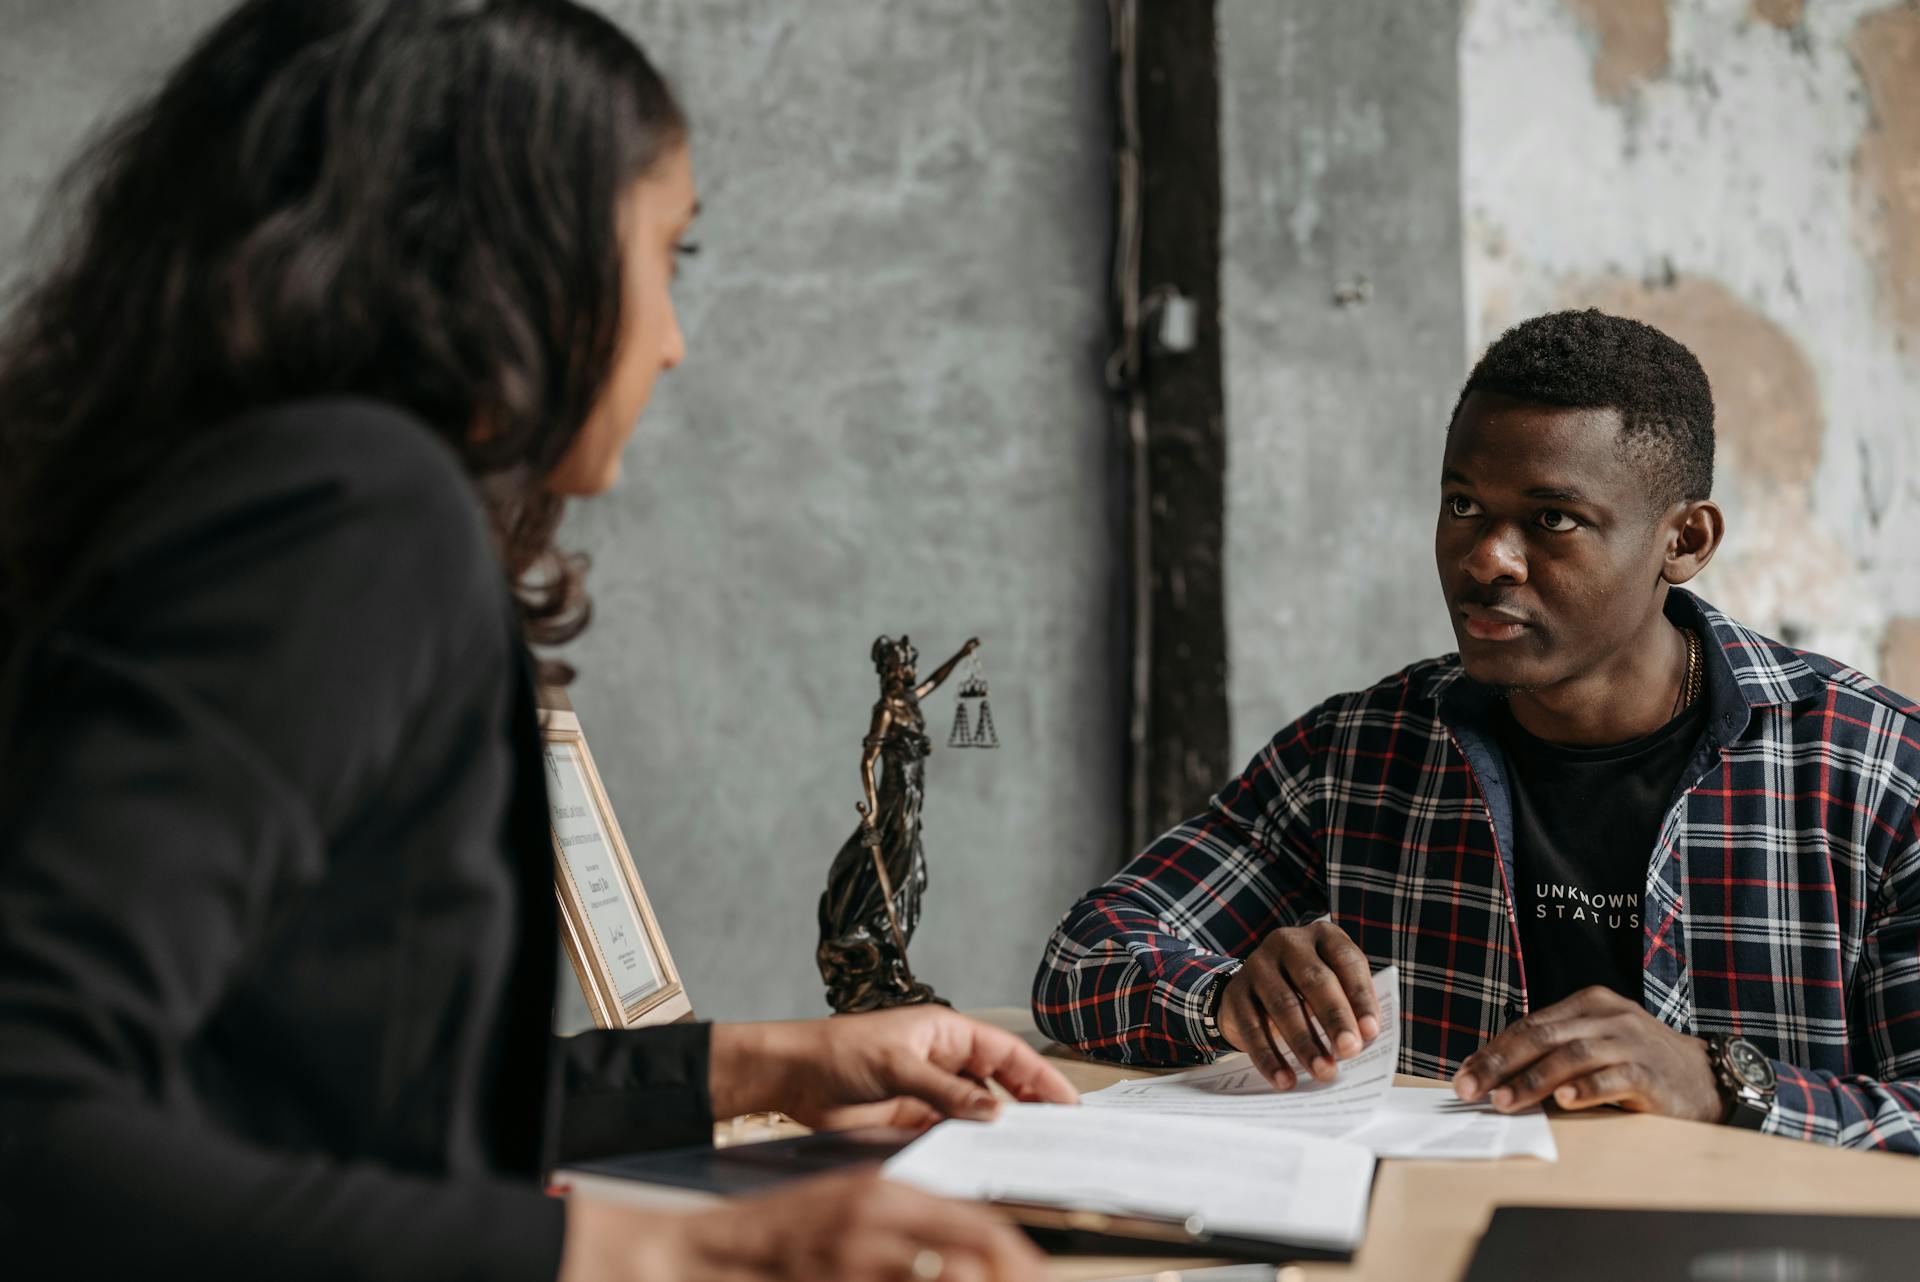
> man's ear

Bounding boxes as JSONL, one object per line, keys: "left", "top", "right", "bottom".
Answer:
{"left": 1661, "top": 499, "right": 1725, "bottom": 586}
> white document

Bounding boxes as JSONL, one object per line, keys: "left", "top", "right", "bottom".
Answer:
{"left": 1082, "top": 967, "right": 1400, "bottom": 1137}
{"left": 1081, "top": 966, "right": 1554, "bottom": 1161}
{"left": 883, "top": 1104, "right": 1375, "bottom": 1254}
{"left": 1345, "top": 1088, "right": 1557, "bottom": 1161}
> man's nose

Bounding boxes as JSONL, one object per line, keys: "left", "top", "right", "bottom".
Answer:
{"left": 1462, "top": 522, "right": 1528, "bottom": 585}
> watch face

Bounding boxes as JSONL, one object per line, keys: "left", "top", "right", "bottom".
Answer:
{"left": 1727, "top": 1039, "right": 1775, "bottom": 1090}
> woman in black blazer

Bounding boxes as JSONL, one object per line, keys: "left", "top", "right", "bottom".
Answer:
{"left": 0, "top": 4, "right": 1070, "bottom": 1280}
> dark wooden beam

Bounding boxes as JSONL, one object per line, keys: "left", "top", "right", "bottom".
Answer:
{"left": 1114, "top": 0, "right": 1230, "bottom": 852}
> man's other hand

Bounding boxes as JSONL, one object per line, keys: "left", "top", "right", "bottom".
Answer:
{"left": 1451, "top": 985, "right": 1722, "bottom": 1121}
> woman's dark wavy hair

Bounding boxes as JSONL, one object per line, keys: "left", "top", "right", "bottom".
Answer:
{"left": 0, "top": 0, "right": 685, "bottom": 672}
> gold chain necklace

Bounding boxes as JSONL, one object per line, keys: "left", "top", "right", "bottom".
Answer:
{"left": 1672, "top": 627, "right": 1703, "bottom": 720}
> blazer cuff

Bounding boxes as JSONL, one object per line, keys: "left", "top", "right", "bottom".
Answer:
{"left": 552, "top": 1021, "right": 715, "bottom": 1163}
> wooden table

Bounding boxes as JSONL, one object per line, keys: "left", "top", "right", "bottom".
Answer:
{"left": 574, "top": 1008, "right": 1920, "bottom": 1280}
{"left": 955, "top": 1009, "right": 1920, "bottom": 1282}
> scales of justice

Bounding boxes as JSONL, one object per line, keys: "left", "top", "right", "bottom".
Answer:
{"left": 816, "top": 635, "right": 997, "bottom": 1014}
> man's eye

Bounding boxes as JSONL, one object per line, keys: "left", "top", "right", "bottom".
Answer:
{"left": 1447, "top": 496, "right": 1479, "bottom": 518}
{"left": 1538, "top": 509, "right": 1577, "bottom": 531}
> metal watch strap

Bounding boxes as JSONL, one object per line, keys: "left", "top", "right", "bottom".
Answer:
{"left": 1708, "top": 1034, "right": 1774, "bottom": 1130}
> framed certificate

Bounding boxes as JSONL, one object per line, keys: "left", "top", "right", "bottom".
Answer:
{"left": 540, "top": 705, "right": 692, "bottom": 1029}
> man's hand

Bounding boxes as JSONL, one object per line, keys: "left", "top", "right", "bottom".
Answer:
{"left": 1450, "top": 985, "right": 1722, "bottom": 1121}
{"left": 562, "top": 1172, "right": 1047, "bottom": 1282}
{"left": 712, "top": 1007, "right": 1079, "bottom": 1131}
{"left": 1216, "top": 920, "right": 1381, "bottom": 1090}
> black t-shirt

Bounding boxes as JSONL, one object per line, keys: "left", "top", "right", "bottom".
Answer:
{"left": 1494, "top": 698, "right": 1707, "bottom": 1010}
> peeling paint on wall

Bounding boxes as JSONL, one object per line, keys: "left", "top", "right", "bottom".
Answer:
{"left": 1466, "top": 0, "right": 1920, "bottom": 681}
{"left": 1564, "top": 0, "right": 1671, "bottom": 99}
{"left": 1752, "top": 0, "right": 1805, "bottom": 29}
{"left": 1568, "top": 274, "right": 1878, "bottom": 659}
{"left": 1577, "top": 276, "right": 1822, "bottom": 493}
{"left": 1884, "top": 616, "right": 1920, "bottom": 698}
{"left": 1852, "top": 3, "right": 1920, "bottom": 342}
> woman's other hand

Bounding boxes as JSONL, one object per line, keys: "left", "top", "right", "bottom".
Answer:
{"left": 561, "top": 1172, "right": 1047, "bottom": 1282}
{"left": 712, "top": 1007, "right": 1079, "bottom": 1131}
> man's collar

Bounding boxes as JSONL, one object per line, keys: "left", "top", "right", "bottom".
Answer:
{"left": 1421, "top": 589, "right": 1826, "bottom": 738}
{"left": 1420, "top": 657, "right": 1477, "bottom": 712}
{"left": 1678, "top": 589, "right": 1825, "bottom": 740}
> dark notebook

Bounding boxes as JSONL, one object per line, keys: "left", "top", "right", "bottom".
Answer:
{"left": 1464, "top": 1207, "right": 1920, "bottom": 1282}
{"left": 566, "top": 1127, "right": 920, "bottom": 1196}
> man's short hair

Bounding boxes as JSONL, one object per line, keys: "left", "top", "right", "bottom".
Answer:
{"left": 1451, "top": 308, "right": 1715, "bottom": 508}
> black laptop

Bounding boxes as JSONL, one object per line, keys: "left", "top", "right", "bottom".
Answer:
{"left": 1464, "top": 1207, "right": 1920, "bottom": 1282}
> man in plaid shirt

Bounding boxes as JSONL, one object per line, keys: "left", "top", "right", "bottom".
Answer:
{"left": 1034, "top": 310, "right": 1920, "bottom": 1153}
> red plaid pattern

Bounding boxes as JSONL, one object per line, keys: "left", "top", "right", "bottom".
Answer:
{"left": 1033, "top": 590, "right": 1920, "bottom": 1153}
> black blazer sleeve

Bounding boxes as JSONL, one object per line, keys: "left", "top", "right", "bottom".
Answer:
{"left": 0, "top": 404, "right": 564, "bottom": 1281}
{"left": 553, "top": 1023, "right": 716, "bottom": 1162}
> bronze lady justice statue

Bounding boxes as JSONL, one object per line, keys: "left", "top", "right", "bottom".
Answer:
{"left": 816, "top": 634, "right": 979, "bottom": 1013}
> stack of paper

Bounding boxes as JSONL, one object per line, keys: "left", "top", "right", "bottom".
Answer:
{"left": 884, "top": 1105, "right": 1376, "bottom": 1256}
{"left": 882, "top": 967, "right": 1556, "bottom": 1257}
{"left": 1079, "top": 966, "right": 1555, "bottom": 1162}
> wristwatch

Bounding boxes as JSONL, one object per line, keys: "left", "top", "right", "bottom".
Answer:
{"left": 1705, "top": 1033, "right": 1776, "bottom": 1129}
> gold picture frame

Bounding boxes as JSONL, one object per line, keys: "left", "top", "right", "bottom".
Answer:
{"left": 539, "top": 704, "right": 693, "bottom": 1029}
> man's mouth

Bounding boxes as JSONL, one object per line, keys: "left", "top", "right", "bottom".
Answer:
{"left": 1458, "top": 605, "right": 1531, "bottom": 643}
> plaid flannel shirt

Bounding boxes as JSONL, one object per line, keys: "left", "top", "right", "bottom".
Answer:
{"left": 1034, "top": 590, "right": 1920, "bottom": 1153}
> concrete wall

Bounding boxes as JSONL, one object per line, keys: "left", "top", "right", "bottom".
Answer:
{"left": 1463, "top": 0, "right": 1920, "bottom": 692}
{"left": 0, "top": 0, "right": 1120, "bottom": 1025}
{"left": 1219, "top": 0, "right": 1466, "bottom": 764}
{"left": 565, "top": 0, "right": 1118, "bottom": 1021}
{"left": 0, "top": 2, "right": 224, "bottom": 283}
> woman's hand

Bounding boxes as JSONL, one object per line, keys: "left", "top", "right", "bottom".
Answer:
{"left": 712, "top": 1007, "right": 1079, "bottom": 1131}
{"left": 562, "top": 1172, "right": 1047, "bottom": 1282}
